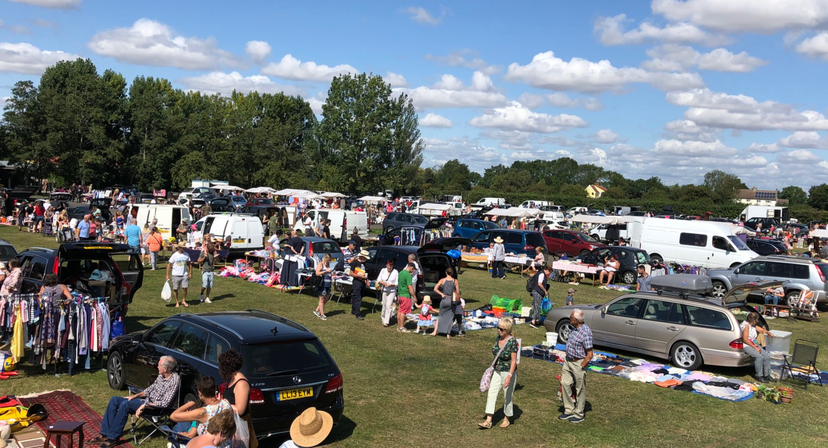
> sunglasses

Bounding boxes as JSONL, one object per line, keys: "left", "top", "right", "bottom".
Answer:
{"left": 497, "top": 327, "right": 506, "bottom": 331}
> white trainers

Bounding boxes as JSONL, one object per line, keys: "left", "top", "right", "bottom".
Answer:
{"left": 204, "top": 298, "right": 212, "bottom": 304}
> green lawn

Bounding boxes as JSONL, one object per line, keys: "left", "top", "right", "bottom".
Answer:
{"left": 2, "top": 227, "right": 827, "bottom": 448}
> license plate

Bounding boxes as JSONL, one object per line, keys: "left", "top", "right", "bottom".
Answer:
{"left": 277, "top": 387, "right": 313, "bottom": 401}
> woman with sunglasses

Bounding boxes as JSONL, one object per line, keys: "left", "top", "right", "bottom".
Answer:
{"left": 479, "top": 317, "right": 518, "bottom": 429}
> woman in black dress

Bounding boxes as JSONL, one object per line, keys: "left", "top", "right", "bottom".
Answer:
{"left": 218, "top": 349, "right": 258, "bottom": 448}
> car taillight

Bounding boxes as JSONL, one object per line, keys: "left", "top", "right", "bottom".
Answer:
{"left": 817, "top": 265, "right": 827, "bottom": 283}
{"left": 308, "top": 244, "right": 314, "bottom": 256}
{"left": 523, "top": 245, "right": 534, "bottom": 252}
{"left": 249, "top": 387, "right": 265, "bottom": 404}
{"left": 325, "top": 373, "right": 343, "bottom": 394}
{"left": 729, "top": 339, "right": 744, "bottom": 350}
{"left": 343, "top": 217, "right": 348, "bottom": 234}
{"left": 52, "top": 257, "right": 59, "bottom": 274}
{"left": 117, "top": 269, "right": 130, "bottom": 298}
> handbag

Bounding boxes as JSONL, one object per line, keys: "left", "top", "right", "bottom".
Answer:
{"left": 480, "top": 336, "right": 512, "bottom": 392}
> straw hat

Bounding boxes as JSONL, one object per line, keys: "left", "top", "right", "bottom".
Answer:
{"left": 422, "top": 295, "right": 432, "bottom": 303}
{"left": 289, "top": 407, "right": 332, "bottom": 447}
{"left": 357, "top": 249, "right": 370, "bottom": 258}
{"left": 177, "top": 242, "right": 187, "bottom": 249}
{"left": 494, "top": 236, "right": 504, "bottom": 243}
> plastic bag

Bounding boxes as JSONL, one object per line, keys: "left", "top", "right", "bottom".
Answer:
{"left": 231, "top": 411, "right": 250, "bottom": 448}
{"left": 161, "top": 281, "right": 172, "bottom": 302}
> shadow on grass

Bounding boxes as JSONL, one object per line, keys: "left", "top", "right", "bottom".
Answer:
{"left": 488, "top": 405, "right": 524, "bottom": 425}
{"left": 327, "top": 415, "right": 357, "bottom": 444}
{"left": 556, "top": 401, "right": 593, "bottom": 415}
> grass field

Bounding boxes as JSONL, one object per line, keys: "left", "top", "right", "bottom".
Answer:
{"left": 2, "top": 226, "right": 827, "bottom": 448}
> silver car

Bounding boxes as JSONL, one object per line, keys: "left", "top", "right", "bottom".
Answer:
{"left": 544, "top": 279, "right": 774, "bottom": 370}
{"left": 708, "top": 255, "right": 828, "bottom": 305}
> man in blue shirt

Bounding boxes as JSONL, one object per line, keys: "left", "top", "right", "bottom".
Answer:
{"left": 559, "top": 309, "right": 593, "bottom": 424}
{"left": 77, "top": 214, "right": 92, "bottom": 241}
{"left": 124, "top": 222, "right": 142, "bottom": 253}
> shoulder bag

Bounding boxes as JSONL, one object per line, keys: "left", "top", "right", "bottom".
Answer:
{"left": 480, "top": 336, "right": 512, "bottom": 392}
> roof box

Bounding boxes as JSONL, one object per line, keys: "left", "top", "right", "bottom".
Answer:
{"left": 649, "top": 274, "right": 712, "bottom": 294}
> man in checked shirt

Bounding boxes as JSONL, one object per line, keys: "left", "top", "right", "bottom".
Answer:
{"left": 91, "top": 356, "right": 180, "bottom": 446}
{"left": 559, "top": 309, "right": 593, "bottom": 424}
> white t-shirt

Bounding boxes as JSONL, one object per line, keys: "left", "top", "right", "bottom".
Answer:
{"left": 69, "top": 218, "right": 79, "bottom": 230}
{"left": 168, "top": 252, "right": 190, "bottom": 277}
{"left": 377, "top": 268, "right": 399, "bottom": 293}
{"left": 267, "top": 234, "right": 280, "bottom": 248}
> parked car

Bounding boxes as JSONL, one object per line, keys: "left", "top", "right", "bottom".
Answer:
{"left": 707, "top": 255, "right": 828, "bottom": 305}
{"left": 469, "top": 229, "right": 547, "bottom": 257}
{"left": 745, "top": 217, "right": 779, "bottom": 230}
{"left": 106, "top": 310, "right": 344, "bottom": 440}
{"left": 208, "top": 198, "right": 234, "bottom": 212}
{"left": 361, "top": 242, "right": 462, "bottom": 306}
{"left": 17, "top": 242, "right": 143, "bottom": 314}
{"left": 576, "top": 246, "right": 650, "bottom": 284}
{"left": 544, "top": 277, "right": 774, "bottom": 370}
{"left": 279, "top": 237, "right": 345, "bottom": 270}
{"left": 745, "top": 238, "right": 786, "bottom": 256}
{"left": 542, "top": 229, "right": 604, "bottom": 257}
{"left": 228, "top": 195, "right": 247, "bottom": 209}
{"left": 247, "top": 197, "right": 274, "bottom": 206}
{"left": 0, "top": 239, "right": 18, "bottom": 262}
{"left": 382, "top": 212, "right": 429, "bottom": 233}
{"left": 451, "top": 219, "right": 500, "bottom": 239}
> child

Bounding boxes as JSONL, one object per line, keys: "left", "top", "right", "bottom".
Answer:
{"left": 566, "top": 288, "right": 575, "bottom": 306}
{"left": 415, "top": 296, "right": 435, "bottom": 334}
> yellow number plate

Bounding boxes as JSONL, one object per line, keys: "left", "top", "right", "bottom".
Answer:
{"left": 277, "top": 387, "right": 313, "bottom": 401}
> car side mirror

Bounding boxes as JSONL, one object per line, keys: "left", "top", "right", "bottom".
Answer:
{"left": 601, "top": 306, "right": 608, "bottom": 315}
{"left": 734, "top": 268, "right": 740, "bottom": 274}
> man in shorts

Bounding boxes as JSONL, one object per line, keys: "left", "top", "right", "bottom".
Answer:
{"left": 166, "top": 242, "right": 192, "bottom": 308}
{"left": 198, "top": 242, "right": 216, "bottom": 304}
{"left": 396, "top": 263, "right": 416, "bottom": 333}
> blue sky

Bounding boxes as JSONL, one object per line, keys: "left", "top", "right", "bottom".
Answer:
{"left": 2, "top": 0, "right": 828, "bottom": 190}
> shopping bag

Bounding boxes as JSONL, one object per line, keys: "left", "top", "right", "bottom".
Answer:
{"left": 480, "top": 366, "right": 495, "bottom": 392}
{"left": 161, "top": 281, "right": 172, "bottom": 302}
{"left": 231, "top": 411, "right": 250, "bottom": 448}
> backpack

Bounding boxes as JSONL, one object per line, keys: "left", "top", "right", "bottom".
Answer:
{"left": 525, "top": 272, "right": 541, "bottom": 293}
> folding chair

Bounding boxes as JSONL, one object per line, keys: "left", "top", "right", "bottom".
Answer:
{"left": 158, "top": 424, "right": 193, "bottom": 448}
{"left": 783, "top": 339, "right": 822, "bottom": 389}
{"left": 125, "top": 383, "right": 182, "bottom": 445}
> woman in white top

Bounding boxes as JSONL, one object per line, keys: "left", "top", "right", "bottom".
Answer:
{"left": 741, "top": 312, "right": 774, "bottom": 383}
{"left": 376, "top": 258, "right": 399, "bottom": 327}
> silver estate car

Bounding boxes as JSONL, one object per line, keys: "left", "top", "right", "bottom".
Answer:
{"left": 707, "top": 255, "right": 828, "bottom": 305}
{"left": 544, "top": 277, "right": 773, "bottom": 370}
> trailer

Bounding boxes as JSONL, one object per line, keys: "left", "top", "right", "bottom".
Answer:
{"left": 739, "top": 206, "right": 788, "bottom": 223}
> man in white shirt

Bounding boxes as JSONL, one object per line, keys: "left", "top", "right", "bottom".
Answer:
{"left": 376, "top": 259, "right": 399, "bottom": 327}
{"left": 166, "top": 243, "right": 193, "bottom": 308}
{"left": 407, "top": 253, "right": 421, "bottom": 300}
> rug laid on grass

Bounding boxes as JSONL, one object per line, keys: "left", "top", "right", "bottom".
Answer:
{"left": 18, "top": 390, "right": 133, "bottom": 448}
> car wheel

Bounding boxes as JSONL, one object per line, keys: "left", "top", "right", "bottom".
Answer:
{"left": 620, "top": 270, "right": 637, "bottom": 284}
{"left": 710, "top": 281, "right": 727, "bottom": 299}
{"left": 107, "top": 351, "right": 126, "bottom": 390}
{"left": 729, "top": 262, "right": 742, "bottom": 269}
{"left": 384, "top": 226, "right": 394, "bottom": 235}
{"left": 671, "top": 341, "right": 702, "bottom": 370}
{"left": 579, "top": 250, "right": 589, "bottom": 257}
{"left": 785, "top": 290, "right": 801, "bottom": 307}
{"left": 650, "top": 254, "right": 663, "bottom": 264}
{"left": 591, "top": 234, "right": 600, "bottom": 241}
{"left": 556, "top": 320, "right": 574, "bottom": 344}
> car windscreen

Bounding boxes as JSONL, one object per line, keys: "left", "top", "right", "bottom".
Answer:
{"left": 728, "top": 235, "right": 750, "bottom": 250}
{"left": 578, "top": 233, "right": 600, "bottom": 243}
{"left": 482, "top": 221, "right": 499, "bottom": 230}
{"left": 312, "top": 241, "right": 343, "bottom": 253}
{"left": 526, "top": 233, "right": 545, "bottom": 248}
{"left": 243, "top": 340, "right": 334, "bottom": 377}
{"left": 413, "top": 215, "right": 428, "bottom": 224}
{"left": 0, "top": 245, "right": 18, "bottom": 260}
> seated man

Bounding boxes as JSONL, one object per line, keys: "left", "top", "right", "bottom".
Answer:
{"left": 90, "top": 355, "right": 180, "bottom": 447}
{"left": 763, "top": 286, "right": 785, "bottom": 307}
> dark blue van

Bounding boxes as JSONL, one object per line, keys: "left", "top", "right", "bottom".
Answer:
{"left": 469, "top": 229, "right": 547, "bottom": 256}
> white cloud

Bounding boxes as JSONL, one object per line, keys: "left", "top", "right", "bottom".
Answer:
{"left": 796, "top": 32, "right": 828, "bottom": 60}
{"left": 424, "top": 50, "right": 500, "bottom": 74}
{"left": 306, "top": 92, "right": 327, "bottom": 115}
{"left": 245, "top": 40, "right": 271, "bottom": 64}
{"left": 32, "top": 19, "right": 56, "bottom": 27}
{"left": 504, "top": 51, "right": 705, "bottom": 94}
{"left": 178, "top": 71, "right": 305, "bottom": 97}
{"left": 746, "top": 142, "right": 782, "bottom": 154}
{"left": 666, "top": 88, "right": 788, "bottom": 113}
{"left": 662, "top": 119, "right": 718, "bottom": 142}
{"left": 385, "top": 71, "right": 407, "bottom": 87}
{"left": 652, "top": 0, "right": 828, "bottom": 33}
{"left": 420, "top": 113, "right": 453, "bottom": 128}
{"left": 88, "top": 19, "right": 238, "bottom": 70}
{"left": 595, "top": 14, "right": 730, "bottom": 46}
{"left": 395, "top": 71, "right": 508, "bottom": 109}
{"left": 643, "top": 44, "right": 768, "bottom": 73}
{"left": 786, "top": 149, "right": 823, "bottom": 164}
{"left": 518, "top": 93, "right": 545, "bottom": 109}
{"left": 0, "top": 42, "right": 78, "bottom": 75}
{"left": 6, "top": 25, "right": 32, "bottom": 35}
{"left": 481, "top": 130, "right": 534, "bottom": 150}
{"left": 9, "top": 0, "right": 80, "bottom": 9}
{"left": 592, "top": 129, "right": 619, "bottom": 144}
{"left": 403, "top": 6, "right": 445, "bottom": 25}
{"left": 777, "top": 131, "right": 828, "bottom": 149}
{"left": 469, "top": 101, "right": 587, "bottom": 133}
{"left": 653, "top": 139, "right": 738, "bottom": 157}
{"left": 423, "top": 137, "right": 507, "bottom": 171}
{"left": 547, "top": 92, "right": 604, "bottom": 110}
{"left": 261, "top": 54, "right": 357, "bottom": 82}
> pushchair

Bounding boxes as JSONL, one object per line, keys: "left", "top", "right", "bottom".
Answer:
{"left": 57, "top": 225, "right": 74, "bottom": 242}
{"left": 41, "top": 218, "right": 54, "bottom": 237}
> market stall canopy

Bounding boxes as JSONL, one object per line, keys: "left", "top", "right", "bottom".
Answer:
{"left": 357, "top": 195, "right": 386, "bottom": 202}
{"left": 569, "top": 214, "right": 633, "bottom": 224}
{"left": 484, "top": 207, "right": 542, "bottom": 218}
{"left": 213, "top": 185, "right": 243, "bottom": 191}
{"left": 245, "top": 186, "right": 276, "bottom": 193}
{"left": 274, "top": 188, "right": 313, "bottom": 196}
{"left": 321, "top": 192, "right": 346, "bottom": 198}
{"left": 810, "top": 229, "right": 828, "bottom": 239}
{"left": 291, "top": 190, "right": 325, "bottom": 200}
{"left": 417, "top": 203, "right": 451, "bottom": 211}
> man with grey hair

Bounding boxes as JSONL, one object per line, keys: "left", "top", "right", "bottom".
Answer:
{"left": 559, "top": 309, "right": 593, "bottom": 424}
{"left": 91, "top": 355, "right": 180, "bottom": 446}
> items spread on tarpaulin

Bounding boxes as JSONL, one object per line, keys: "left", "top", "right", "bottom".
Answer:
{"left": 523, "top": 344, "right": 755, "bottom": 402}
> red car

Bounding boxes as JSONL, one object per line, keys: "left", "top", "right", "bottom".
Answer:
{"left": 247, "top": 197, "right": 274, "bottom": 206}
{"left": 542, "top": 229, "right": 605, "bottom": 257}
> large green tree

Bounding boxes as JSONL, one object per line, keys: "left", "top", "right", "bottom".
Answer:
{"left": 703, "top": 170, "right": 746, "bottom": 202}
{"left": 318, "top": 73, "right": 423, "bottom": 194}
{"left": 1, "top": 80, "right": 47, "bottom": 186}
{"left": 808, "top": 184, "right": 828, "bottom": 210}
{"left": 779, "top": 185, "right": 808, "bottom": 205}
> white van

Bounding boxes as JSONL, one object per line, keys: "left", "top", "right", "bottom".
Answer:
{"left": 591, "top": 223, "right": 631, "bottom": 242}
{"left": 518, "top": 200, "right": 550, "bottom": 208}
{"left": 473, "top": 197, "right": 506, "bottom": 207}
{"left": 194, "top": 213, "right": 264, "bottom": 254}
{"left": 628, "top": 217, "right": 758, "bottom": 269}
{"left": 293, "top": 209, "right": 369, "bottom": 243}
{"left": 134, "top": 205, "right": 192, "bottom": 239}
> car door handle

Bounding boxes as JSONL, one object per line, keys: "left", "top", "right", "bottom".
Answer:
{"left": 667, "top": 326, "right": 679, "bottom": 331}
{"left": 625, "top": 320, "right": 635, "bottom": 325}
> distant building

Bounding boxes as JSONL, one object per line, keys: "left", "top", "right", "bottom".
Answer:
{"left": 585, "top": 184, "right": 607, "bottom": 198}
{"left": 735, "top": 187, "right": 787, "bottom": 206}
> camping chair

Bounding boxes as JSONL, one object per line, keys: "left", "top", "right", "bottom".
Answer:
{"left": 783, "top": 339, "right": 822, "bottom": 389}
{"left": 158, "top": 424, "right": 193, "bottom": 448}
{"left": 793, "top": 290, "right": 820, "bottom": 321}
{"left": 125, "top": 382, "right": 182, "bottom": 445}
